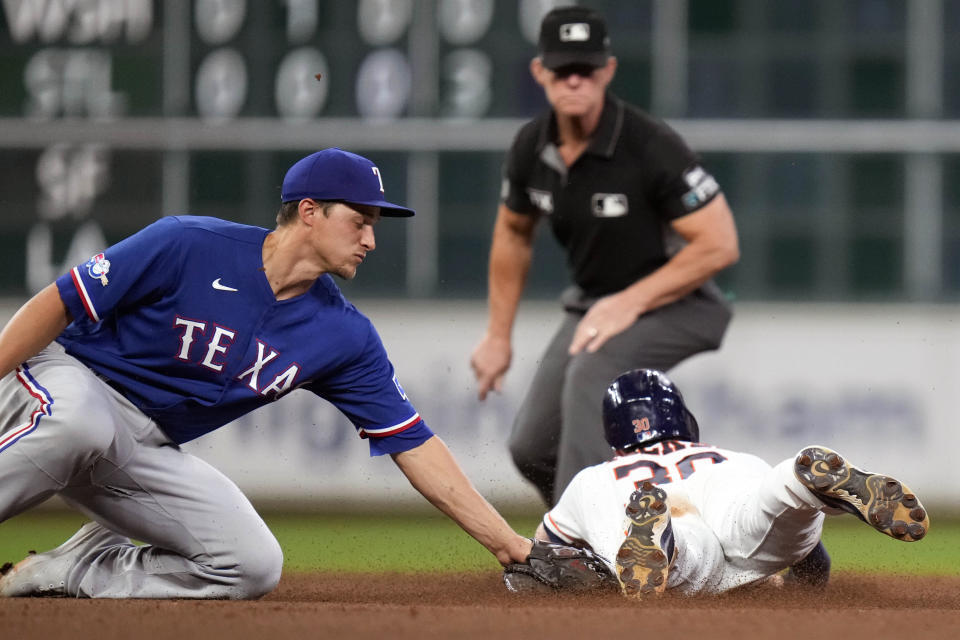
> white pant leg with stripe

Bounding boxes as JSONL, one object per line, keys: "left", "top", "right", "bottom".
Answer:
{"left": 0, "top": 343, "right": 283, "bottom": 599}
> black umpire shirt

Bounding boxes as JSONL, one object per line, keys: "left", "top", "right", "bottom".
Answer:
{"left": 502, "top": 93, "right": 722, "bottom": 301}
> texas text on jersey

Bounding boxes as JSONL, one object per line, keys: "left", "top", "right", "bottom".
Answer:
{"left": 54, "top": 215, "right": 430, "bottom": 452}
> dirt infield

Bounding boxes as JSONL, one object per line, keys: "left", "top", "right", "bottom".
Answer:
{"left": 2, "top": 572, "right": 958, "bottom": 640}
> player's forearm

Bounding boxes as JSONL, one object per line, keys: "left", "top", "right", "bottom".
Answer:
{"left": 392, "top": 436, "right": 531, "bottom": 565}
{"left": 0, "top": 283, "right": 72, "bottom": 378}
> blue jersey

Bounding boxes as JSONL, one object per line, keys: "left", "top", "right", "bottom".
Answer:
{"left": 54, "top": 216, "right": 433, "bottom": 455}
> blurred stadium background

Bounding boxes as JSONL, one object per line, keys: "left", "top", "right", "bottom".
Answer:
{"left": 1, "top": 0, "right": 958, "bottom": 515}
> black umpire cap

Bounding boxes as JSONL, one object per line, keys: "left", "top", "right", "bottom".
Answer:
{"left": 537, "top": 6, "right": 611, "bottom": 71}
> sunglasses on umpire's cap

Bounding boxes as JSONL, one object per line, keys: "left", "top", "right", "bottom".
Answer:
{"left": 281, "top": 147, "right": 415, "bottom": 217}
{"left": 537, "top": 6, "right": 611, "bottom": 71}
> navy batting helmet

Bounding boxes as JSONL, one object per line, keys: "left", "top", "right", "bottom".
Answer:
{"left": 602, "top": 369, "right": 700, "bottom": 452}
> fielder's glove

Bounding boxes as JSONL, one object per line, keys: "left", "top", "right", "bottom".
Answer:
{"left": 502, "top": 539, "right": 618, "bottom": 594}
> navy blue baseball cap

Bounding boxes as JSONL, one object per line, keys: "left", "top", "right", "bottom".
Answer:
{"left": 281, "top": 148, "right": 415, "bottom": 217}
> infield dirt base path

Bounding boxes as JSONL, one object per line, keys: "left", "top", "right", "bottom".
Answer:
{"left": 1, "top": 572, "right": 958, "bottom": 640}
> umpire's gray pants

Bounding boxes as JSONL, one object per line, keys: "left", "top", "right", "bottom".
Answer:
{"left": 0, "top": 343, "right": 283, "bottom": 598}
{"left": 509, "top": 288, "right": 731, "bottom": 506}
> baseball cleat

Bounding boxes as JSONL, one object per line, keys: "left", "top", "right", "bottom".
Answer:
{"left": 615, "top": 481, "right": 675, "bottom": 598}
{"left": 0, "top": 522, "right": 127, "bottom": 597}
{"left": 794, "top": 446, "right": 929, "bottom": 542}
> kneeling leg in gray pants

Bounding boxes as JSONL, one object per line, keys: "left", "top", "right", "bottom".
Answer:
{"left": 0, "top": 345, "right": 283, "bottom": 598}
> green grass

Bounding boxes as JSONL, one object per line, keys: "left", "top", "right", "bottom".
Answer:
{"left": 817, "top": 516, "right": 958, "bottom": 575}
{"left": 1, "top": 509, "right": 956, "bottom": 575}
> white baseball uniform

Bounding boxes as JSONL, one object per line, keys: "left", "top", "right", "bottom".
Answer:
{"left": 542, "top": 440, "right": 828, "bottom": 594}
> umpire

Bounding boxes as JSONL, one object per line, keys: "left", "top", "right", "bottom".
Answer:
{"left": 470, "top": 6, "right": 740, "bottom": 506}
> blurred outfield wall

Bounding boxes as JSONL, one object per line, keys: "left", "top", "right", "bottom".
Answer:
{"left": 4, "top": 298, "right": 956, "bottom": 511}
{"left": 3, "top": 2, "right": 960, "bottom": 518}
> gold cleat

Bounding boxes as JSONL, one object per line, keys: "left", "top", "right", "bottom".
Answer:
{"left": 794, "top": 446, "right": 929, "bottom": 542}
{"left": 615, "top": 481, "right": 675, "bottom": 598}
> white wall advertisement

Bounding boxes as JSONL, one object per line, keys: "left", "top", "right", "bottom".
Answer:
{"left": 2, "top": 299, "right": 956, "bottom": 511}
{"left": 174, "top": 301, "right": 959, "bottom": 510}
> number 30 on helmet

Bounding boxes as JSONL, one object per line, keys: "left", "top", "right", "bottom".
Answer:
{"left": 602, "top": 369, "right": 700, "bottom": 453}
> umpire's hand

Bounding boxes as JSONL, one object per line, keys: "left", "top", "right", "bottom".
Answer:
{"left": 471, "top": 333, "right": 512, "bottom": 400}
{"left": 569, "top": 292, "right": 640, "bottom": 355}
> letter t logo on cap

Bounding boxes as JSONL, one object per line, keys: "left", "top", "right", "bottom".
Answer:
{"left": 371, "top": 167, "right": 384, "bottom": 193}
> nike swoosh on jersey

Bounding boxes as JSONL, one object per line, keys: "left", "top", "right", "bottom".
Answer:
{"left": 211, "top": 278, "right": 239, "bottom": 292}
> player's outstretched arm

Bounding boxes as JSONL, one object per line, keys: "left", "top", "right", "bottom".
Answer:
{"left": 391, "top": 435, "right": 533, "bottom": 565}
{"left": 0, "top": 283, "right": 72, "bottom": 378}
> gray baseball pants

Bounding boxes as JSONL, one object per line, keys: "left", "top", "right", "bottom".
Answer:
{"left": 508, "top": 288, "right": 731, "bottom": 506}
{"left": 0, "top": 343, "right": 282, "bottom": 598}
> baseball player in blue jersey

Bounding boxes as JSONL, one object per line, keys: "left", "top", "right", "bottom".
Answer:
{"left": 0, "top": 147, "right": 533, "bottom": 598}
{"left": 530, "top": 369, "right": 929, "bottom": 598}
